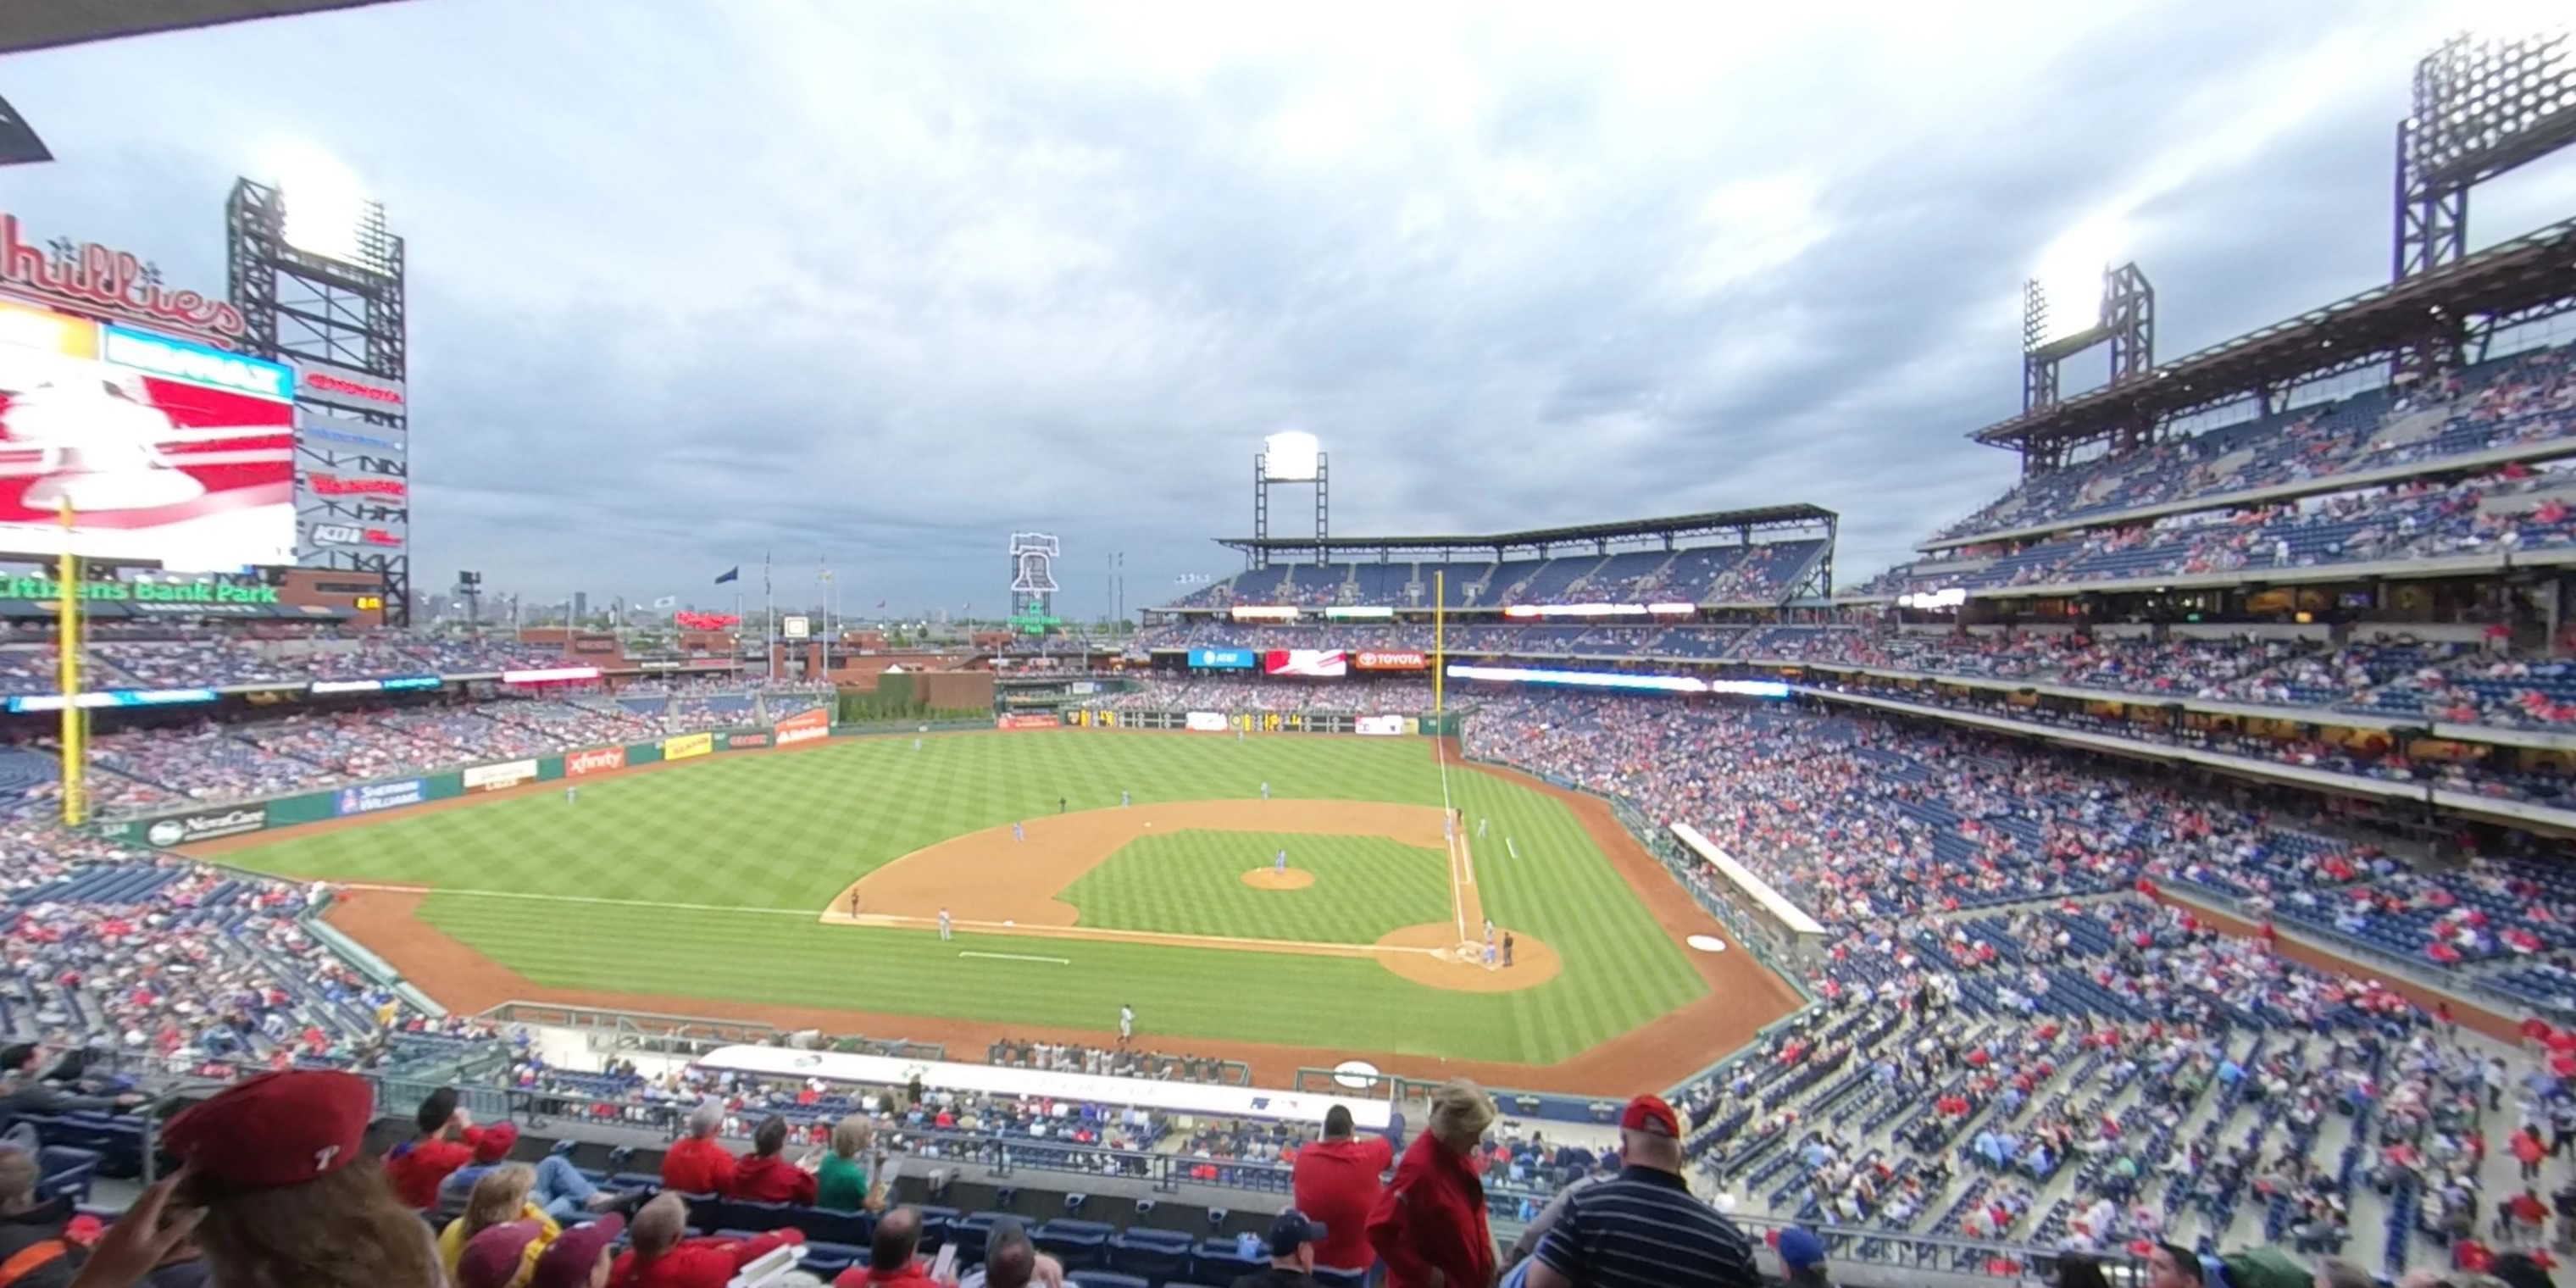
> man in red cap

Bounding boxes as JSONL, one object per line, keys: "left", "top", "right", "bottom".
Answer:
{"left": 438, "top": 1122, "right": 625, "bottom": 1221}
{"left": 531, "top": 1213, "right": 624, "bottom": 1288}
{"left": 609, "top": 1192, "right": 801, "bottom": 1288}
{"left": 457, "top": 1220, "right": 547, "bottom": 1288}
{"left": 1524, "top": 1095, "right": 1759, "bottom": 1288}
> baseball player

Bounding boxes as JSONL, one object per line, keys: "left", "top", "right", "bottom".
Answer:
{"left": 938, "top": 907, "right": 952, "bottom": 940}
{"left": 848, "top": 890, "right": 860, "bottom": 918}
{"left": 1119, "top": 1004, "right": 1135, "bottom": 1046}
{"left": 1274, "top": 848, "right": 1288, "bottom": 876}
{"left": 564, "top": 786, "right": 578, "bottom": 804}
{"left": 1484, "top": 940, "right": 1497, "bottom": 969}
{"left": 1013, "top": 821, "right": 1025, "bottom": 843}
{"left": 1484, "top": 918, "right": 1495, "bottom": 945}
{"left": 913, "top": 737, "right": 923, "bottom": 751}
{"left": 1477, "top": 816, "right": 1487, "bottom": 839}
{"left": 1259, "top": 780, "right": 1269, "bottom": 802}
{"left": 1121, "top": 790, "right": 1130, "bottom": 808}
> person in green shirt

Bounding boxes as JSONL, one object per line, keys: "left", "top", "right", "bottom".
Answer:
{"left": 815, "top": 1114, "right": 879, "bottom": 1212}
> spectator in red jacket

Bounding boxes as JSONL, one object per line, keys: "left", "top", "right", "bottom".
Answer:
{"left": 731, "top": 1117, "right": 818, "bottom": 1207}
{"left": 659, "top": 1103, "right": 736, "bottom": 1196}
{"left": 1366, "top": 1079, "right": 1497, "bottom": 1288}
{"left": 1294, "top": 1104, "right": 1394, "bottom": 1276}
{"left": 383, "top": 1087, "right": 482, "bottom": 1210}
{"left": 608, "top": 1192, "right": 802, "bottom": 1288}
{"left": 834, "top": 1206, "right": 947, "bottom": 1286}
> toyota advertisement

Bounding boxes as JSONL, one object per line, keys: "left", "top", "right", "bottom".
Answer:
{"left": 1263, "top": 648, "right": 1348, "bottom": 678}
{"left": 0, "top": 297, "right": 297, "bottom": 569}
{"left": 1353, "top": 650, "right": 1428, "bottom": 671}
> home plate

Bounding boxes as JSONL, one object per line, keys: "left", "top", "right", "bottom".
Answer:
{"left": 1686, "top": 934, "right": 1728, "bottom": 953}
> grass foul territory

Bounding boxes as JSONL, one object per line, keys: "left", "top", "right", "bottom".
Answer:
{"left": 216, "top": 732, "right": 1712, "bottom": 1065}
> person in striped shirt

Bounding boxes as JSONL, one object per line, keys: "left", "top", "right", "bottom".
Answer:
{"left": 1524, "top": 1095, "right": 1759, "bottom": 1288}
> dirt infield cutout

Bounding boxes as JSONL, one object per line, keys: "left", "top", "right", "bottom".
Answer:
{"left": 820, "top": 799, "right": 1554, "bottom": 993}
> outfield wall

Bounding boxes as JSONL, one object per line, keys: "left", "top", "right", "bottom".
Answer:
{"left": 106, "top": 717, "right": 987, "bottom": 848}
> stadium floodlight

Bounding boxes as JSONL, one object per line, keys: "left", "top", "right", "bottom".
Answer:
{"left": 2028, "top": 215, "right": 2128, "bottom": 347}
{"left": 1261, "top": 431, "right": 1321, "bottom": 482}
{"left": 265, "top": 143, "right": 372, "bottom": 264}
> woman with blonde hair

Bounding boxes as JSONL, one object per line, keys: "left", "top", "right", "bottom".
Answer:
{"left": 817, "top": 1113, "right": 884, "bottom": 1213}
{"left": 436, "top": 1163, "right": 559, "bottom": 1286}
{"left": 1367, "top": 1078, "right": 1499, "bottom": 1288}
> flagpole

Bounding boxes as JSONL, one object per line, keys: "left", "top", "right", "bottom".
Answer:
{"left": 763, "top": 551, "right": 774, "bottom": 682}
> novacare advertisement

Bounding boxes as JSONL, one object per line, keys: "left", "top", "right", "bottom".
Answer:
{"left": 774, "top": 708, "right": 830, "bottom": 747}
{"left": 662, "top": 731, "right": 714, "bottom": 761}
{"left": 463, "top": 759, "right": 540, "bottom": 792}
{"left": 336, "top": 779, "right": 426, "bottom": 816}
{"left": 143, "top": 805, "right": 267, "bottom": 846}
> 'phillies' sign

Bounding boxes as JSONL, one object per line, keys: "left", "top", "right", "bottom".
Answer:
{"left": 308, "top": 473, "right": 408, "bottom": 497}
{"left": 1, "top": 212, "right": 246, "bottom": 345}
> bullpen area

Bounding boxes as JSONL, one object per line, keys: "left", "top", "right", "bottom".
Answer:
{"left": 191, "top": 729, "right": 1798, "bottom": 1089}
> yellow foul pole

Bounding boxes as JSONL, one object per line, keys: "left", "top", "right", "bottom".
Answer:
{"left": 55, "top": 500, "right": 84, "bottom": 827}
{"left": 1433, "top": 569, "right": 1445, "bottom": 717}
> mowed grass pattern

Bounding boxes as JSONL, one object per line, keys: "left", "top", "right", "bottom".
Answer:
{"left": 220, "top": 732, "right": 1710, "bottom": 1064}
{"left": 1062, "top": 830, "right": 1449, "bottom": 943}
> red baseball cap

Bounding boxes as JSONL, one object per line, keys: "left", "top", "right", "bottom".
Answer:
{"left": 474, "top": 1121, "right": 519, "bottom": 1163}
{"left": 1620, "top": 1094, "right": 1679, "bottom": 1138}
{"left": 162, "top": 1069, "right": 372, "bottom": 1188}
{"left": 457, "top": 1220, "right": 543, "bottom": 1288}
{"left": 531, "top": 1215, "right": 625, "bottom": 1288}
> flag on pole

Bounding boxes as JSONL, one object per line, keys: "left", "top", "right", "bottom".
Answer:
{"left": 713, "top": 567, "right": 739, "bottom": 586}
{"left": 763, "top": 552, "right": 771, "bottom": 594}
{"left": 876, "top": 599, "right": 886, "bottom": 608}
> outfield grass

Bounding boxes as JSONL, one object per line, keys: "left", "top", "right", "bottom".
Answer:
{"left": 222, "top": 732, "right": 1708, "bottom": 1064}
{"left": 1061, "top": 830, "right": 1451, "bottom": 943}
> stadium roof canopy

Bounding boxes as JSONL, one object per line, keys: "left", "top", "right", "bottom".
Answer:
{"left": 1970, "top": 215, "right": 2576, "bottom": 455}
{"left": 1216, "top": 503, "right": 1835, "bottom": 558}
{"left": 0, "top": 0, "right": 406, "bottom": 55}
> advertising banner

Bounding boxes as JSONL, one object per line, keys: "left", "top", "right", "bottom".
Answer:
{"left": 1187, "top": 648, "right": 1255, "bottom": 669}
{"left": 724, "top": 732, "right": 772, "bottom": 750}
{"left": 1353, "top": 650, "right": 1428, "bottom": 670}
{"left": 502, "top": 667, "right": 600, "bottom": 684}
{"left": 782, "top": 615, "right": 811, "bottom": 640}
{"left": 462, "top": 759, "right": 540, "bottom": 792}
{"left": 564, "top": 746, "right": 627, "bottom": 777}
{"left": 1356, "top": 714, "right": 1408, "bottom": 736}
{"left": 7, "top": 687, "right": 218, "bottom": 713}
{"left": 142, "top": 805, "right": 267, "bottom": 847}
{"left": 306, "top": 521, "right": 403, "bottom": 548}
{"left": 774, "top": 708, "right": 830, "bottom": 747}
{"left": 292, "top": 360, "right": 407, "bottom": 412}
{"left": 335, "top": 779, "right": 426, "bottom": 816}
{"left": 1185, "top": 711, "right": 1227, "bottom": 733}
{"left": 662, "top": 731, "right": 713, "bottom": 762}
{"left": 995, "top": 713, "right": 1059, "bottom": 730}
{"left": 1263, "top": 649, "right": 1348, "bottom": 678}
{"left": 0, "top": 311, "right": 297, "bottom": 569}
{"left": 296, "top": 409, "right": 403, "bottom": 453}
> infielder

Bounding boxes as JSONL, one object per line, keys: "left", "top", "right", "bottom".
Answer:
{"left": 938, "top": 907, "right": 952, "bottom": 940}
{"left": 1259, "top": 781, "right": 1270, "bottom": 801}
{"left": 1013, "top": 821, "right": 1025, "bottom": 842}
{"left": 1121, "top": 790, "right": 1130, "bottom": 808}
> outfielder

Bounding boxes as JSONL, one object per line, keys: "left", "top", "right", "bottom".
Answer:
{"left": 564, "top": 786, "right": 578, "bottom": 804}
{"left": 1259, "top": 780, "right": 1270, "bottom": 801}
{"left": 1119, "top": 1004, "right": 1135, "bottom": 1046}
{"left": 938, "top": 907, "right": 952, "bottom": 940}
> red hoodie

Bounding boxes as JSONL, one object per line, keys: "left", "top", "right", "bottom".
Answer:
{"left": 661, "top": 1136, "right": 738, "bottom": 1196}
{"left": 732, "top": 1153, "right": 818, "bottom": 1206}
{"left": 384, "top": 1129, "right": 481, "bottom": 1209}
{"left": 609, "top": 1230, "right": 803, "bottom": 1288}
{"left": 1365, "top": 1133, "right": 1494, "bottom": 1288}
{"left": 1295, "top": 1135, "right": 1395, "bottom": 1271}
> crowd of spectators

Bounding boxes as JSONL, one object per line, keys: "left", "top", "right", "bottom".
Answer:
{"left": 1163, "top": 538, "right": 1829, "bottom": 612}
{"left": 1925, "top": 342, "right": 2575, "bottom": 546}
{"left": 984, "top": 1039, "right": 1243, "bottom": 1085}
{"left": 1096, "top": 678, "right": 1435, "bottom": 713}
{"left": 0, "top": 629, "right": 563, "bottom": 697}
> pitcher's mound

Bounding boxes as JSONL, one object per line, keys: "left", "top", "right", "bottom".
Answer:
{"left": 1373, "top": 923, "right": 1560, "bottom": 992}
{"left": 1241, "top": 868, "right": 1316, "bottom": 891}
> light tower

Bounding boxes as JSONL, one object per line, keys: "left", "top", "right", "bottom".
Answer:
{"left": 1251, "top": 431, "right": 1327, "bottom": 569}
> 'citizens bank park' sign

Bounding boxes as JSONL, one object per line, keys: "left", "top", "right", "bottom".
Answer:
{"left": 2, "top": 213, "right": 245, "bottom": 345}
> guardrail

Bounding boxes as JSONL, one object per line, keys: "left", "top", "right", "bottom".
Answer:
{"left": 475, "top": 1002, "right": 945, "bottom": 1063}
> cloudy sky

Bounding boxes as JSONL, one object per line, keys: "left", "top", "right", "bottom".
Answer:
{"left": 6, "top": 0, "right": 2573, "bottom": 618}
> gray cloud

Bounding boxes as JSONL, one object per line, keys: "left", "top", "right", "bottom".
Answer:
{"left": 3, "top": 0, "right": 2566, "bottom": 616}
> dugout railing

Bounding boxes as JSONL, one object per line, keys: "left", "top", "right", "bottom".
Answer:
{"left": 474, "top": 1001, "right": 945, "bottom": 1064}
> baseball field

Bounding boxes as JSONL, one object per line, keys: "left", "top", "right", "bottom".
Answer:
{"left": 194, "top": 730, "right": 1799, "bottom": 1090}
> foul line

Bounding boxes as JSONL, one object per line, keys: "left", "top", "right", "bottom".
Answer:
{"left": 1435, "top": 735, "right": 1467, "bottom": 945}
{"left": 959, "top": 951, "right": 1070, "bottom": 965}
{"left": 341, "top": 883, "right": 1452, "bottom": 960}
